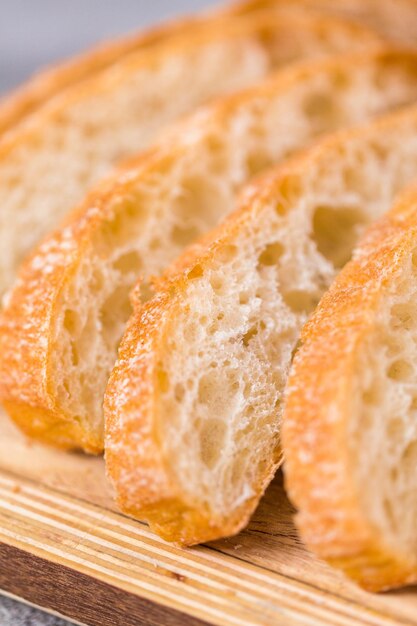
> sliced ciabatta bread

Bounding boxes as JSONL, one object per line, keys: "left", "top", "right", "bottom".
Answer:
{"left": 1, "top": 0, "right": 401, "bottom": 137}
{"left": 105, "top": 105, "right": 417, "bottom": 546}
{"left": 0, "top": 13, "right": 380, "bottom": 299}
{"left": 234, "top": 0, "right": 417, "bottom": 44}
{"left": 2, "top": 49, "right": 416, "bottom": 454}
{"left": 282, "top": 187, "right": 417, "bottom": 591}
{"left": 3, "top": 0, "right": 415, "bottom": 140}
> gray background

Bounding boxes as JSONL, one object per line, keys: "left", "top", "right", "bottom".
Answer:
{"left": 0, "top": 1, "right": 212, "bottom": 623}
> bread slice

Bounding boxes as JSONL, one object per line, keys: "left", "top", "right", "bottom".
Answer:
{"left": 234, "top": 0, "right": 417, "bottom": 44}
{"left": 0, "top": 0, "right": 413, "bottom": 137}
{"left": 2, "top": 48, "right": 416, "bottom": 455}
{"left": 282, "top": 187, "right": 417, "bottom": 591}
{"left": 105, "top": 104, "right": 417, "bottom": 546}
{"left": 0, "top": 13, "right": 380, "bottom": 300}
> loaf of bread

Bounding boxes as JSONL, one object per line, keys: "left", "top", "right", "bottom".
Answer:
{"left": 234, "top": 0, "right": 417, "bottom": 43}
{"left": 1, "top": 12, "right": 377, "bottom": 300}
{"left": 283, "top": 187, "right": 417, "bottom": 590}
{"left": 2, "top": 48, "right": 416, "bottom": 454}
{"left": 105, "top": 105, "right": 417, "bottom": 545}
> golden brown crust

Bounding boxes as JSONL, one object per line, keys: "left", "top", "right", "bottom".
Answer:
{"left": 105, "top": 106, "right": 417, "bottom": 546}
{"left": 282, "top": 187, "right": 417, "bottom": 591}
{"left": 105, "top": 288, "right": 275, "bottom": 545}
{"left": 105, "top": 227, "right": 283, "bottom": 544}
{"left": 231, "top": 0, "right": 417, "bottom": 43}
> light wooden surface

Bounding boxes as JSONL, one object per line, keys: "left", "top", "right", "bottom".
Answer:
{"left": 0, "top": 413, "right": 416, "bottom": 626}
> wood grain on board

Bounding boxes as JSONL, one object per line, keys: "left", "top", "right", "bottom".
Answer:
{"left": 0, "top": 413, "right": 416, "bottom": 626}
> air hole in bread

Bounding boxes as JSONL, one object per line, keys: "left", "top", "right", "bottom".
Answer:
{"left": 363, "top": 386, "right": 381, "bottom": 406}
{"left": 70, "top": 344, "right": 80, "bottom": 367}
{"left": 243, "top": 326, "right": 258, "bottom": 346}
{"left": 246, "top": 150, "right": 271, "bottom": 178}
{"left": 303, "top": 91, "right": 342, "bottom": 132}
{"left": 91, "top": 269, "right": 105, "bottom": 291}
{"left": 231, "top": 455, "right": 246, "bottom": 487}
{"left": 172, "top": 224, "right": 201, "bottom": 247}
{"left": 343, "top": 165, "right": 373, "bottom": 196}
{"left": 199, "top": 418, "right": 227, "bottom": 469}
{"left": 387, "top": 359, "right": 413, "bottom": 382}
{"left": 64, "top": 309, "right": 79, "bottom": 334}
{"left": 101, "top": 286, "right": 132, "bottom": 340}
{"left": 62, "top": 380, "right": 71, "bottom": 400}
{"left": 197, "top": 370, "right": 240, "bottom": 420}
{"left": 258, "top": 242, "right": 284, "bottom": 267}
{"left": 173, "top": 176, "right": 226, "bottom": 227}
{"left": 217, "top": 245, "right": 238, "bottom": 264}
{"left": 312, "top": 205, "right": 366, "bottom": 268}
{"left": 243, "top": 383, "right": 252, "bottom": 400}
{"left": 157, "top": 369, "right": 170, "bottom": 394}
{"left": 282, "top": 289, "right": 318, "bottom": 315}
{"left": 149, "top": 238, "right": 161, "bottom": 251}
{"left": 391, "top": 302, "right": 417, "bottom": 331}
{"left": 331, "top": 68, "right": 350, "bottom": 90}
{"left": 113, "top": 251, "right": 142, "bottom": 274}
{"left": 100, "top": 206, "right": 141, "bottom": 250}
{"left": 175, "top": 383, "right": 185, "bottom": 402}
{"left": 275, "top": 202, "right": 286, "bottom": 216}
{"left": 280, "top": 175, "right": 302, "bottom": 203}
{"left": 387, "top": 417, "right": 405, "bottom": 443}
{"left": 383, "top": 498, "right": 397, "bottom": 532}
{"left": 402, "top": 440, "right": 417, "bottom": 467}
{"left": 210, "top": 275, "right": 226, "bottom": 295}
{"left": 390, "top": 466, "right": 399, "bottom": 483}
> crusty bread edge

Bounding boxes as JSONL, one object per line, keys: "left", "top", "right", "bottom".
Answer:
{"left": 282, "top": 187, "right": 417, "bottom": 591}
{"left": 105, "top": 222, "right": 283, "bottom": 545}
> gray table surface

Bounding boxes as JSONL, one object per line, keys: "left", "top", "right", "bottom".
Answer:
{"left": 0, "top": 1, "right": 212, "bottom": 623}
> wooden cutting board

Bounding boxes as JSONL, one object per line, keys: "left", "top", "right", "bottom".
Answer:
{"left": 0, "top": 413, "right": 416, "bottom": 626}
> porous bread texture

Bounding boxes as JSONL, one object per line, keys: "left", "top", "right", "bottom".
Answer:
{"left": 234, "top": 0, "right": 417, "bottom": 44}
{"left": 2, "top": 48, "right": 416, "bottom": 454}
{"left": 0, "top": 13, "right": 380, "bottom": 299}
{"left": 283, "top": 188, "right": 417, "bottom": 590}
{"left": 105, "top": 106, "right": 417, "bottom": 546}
